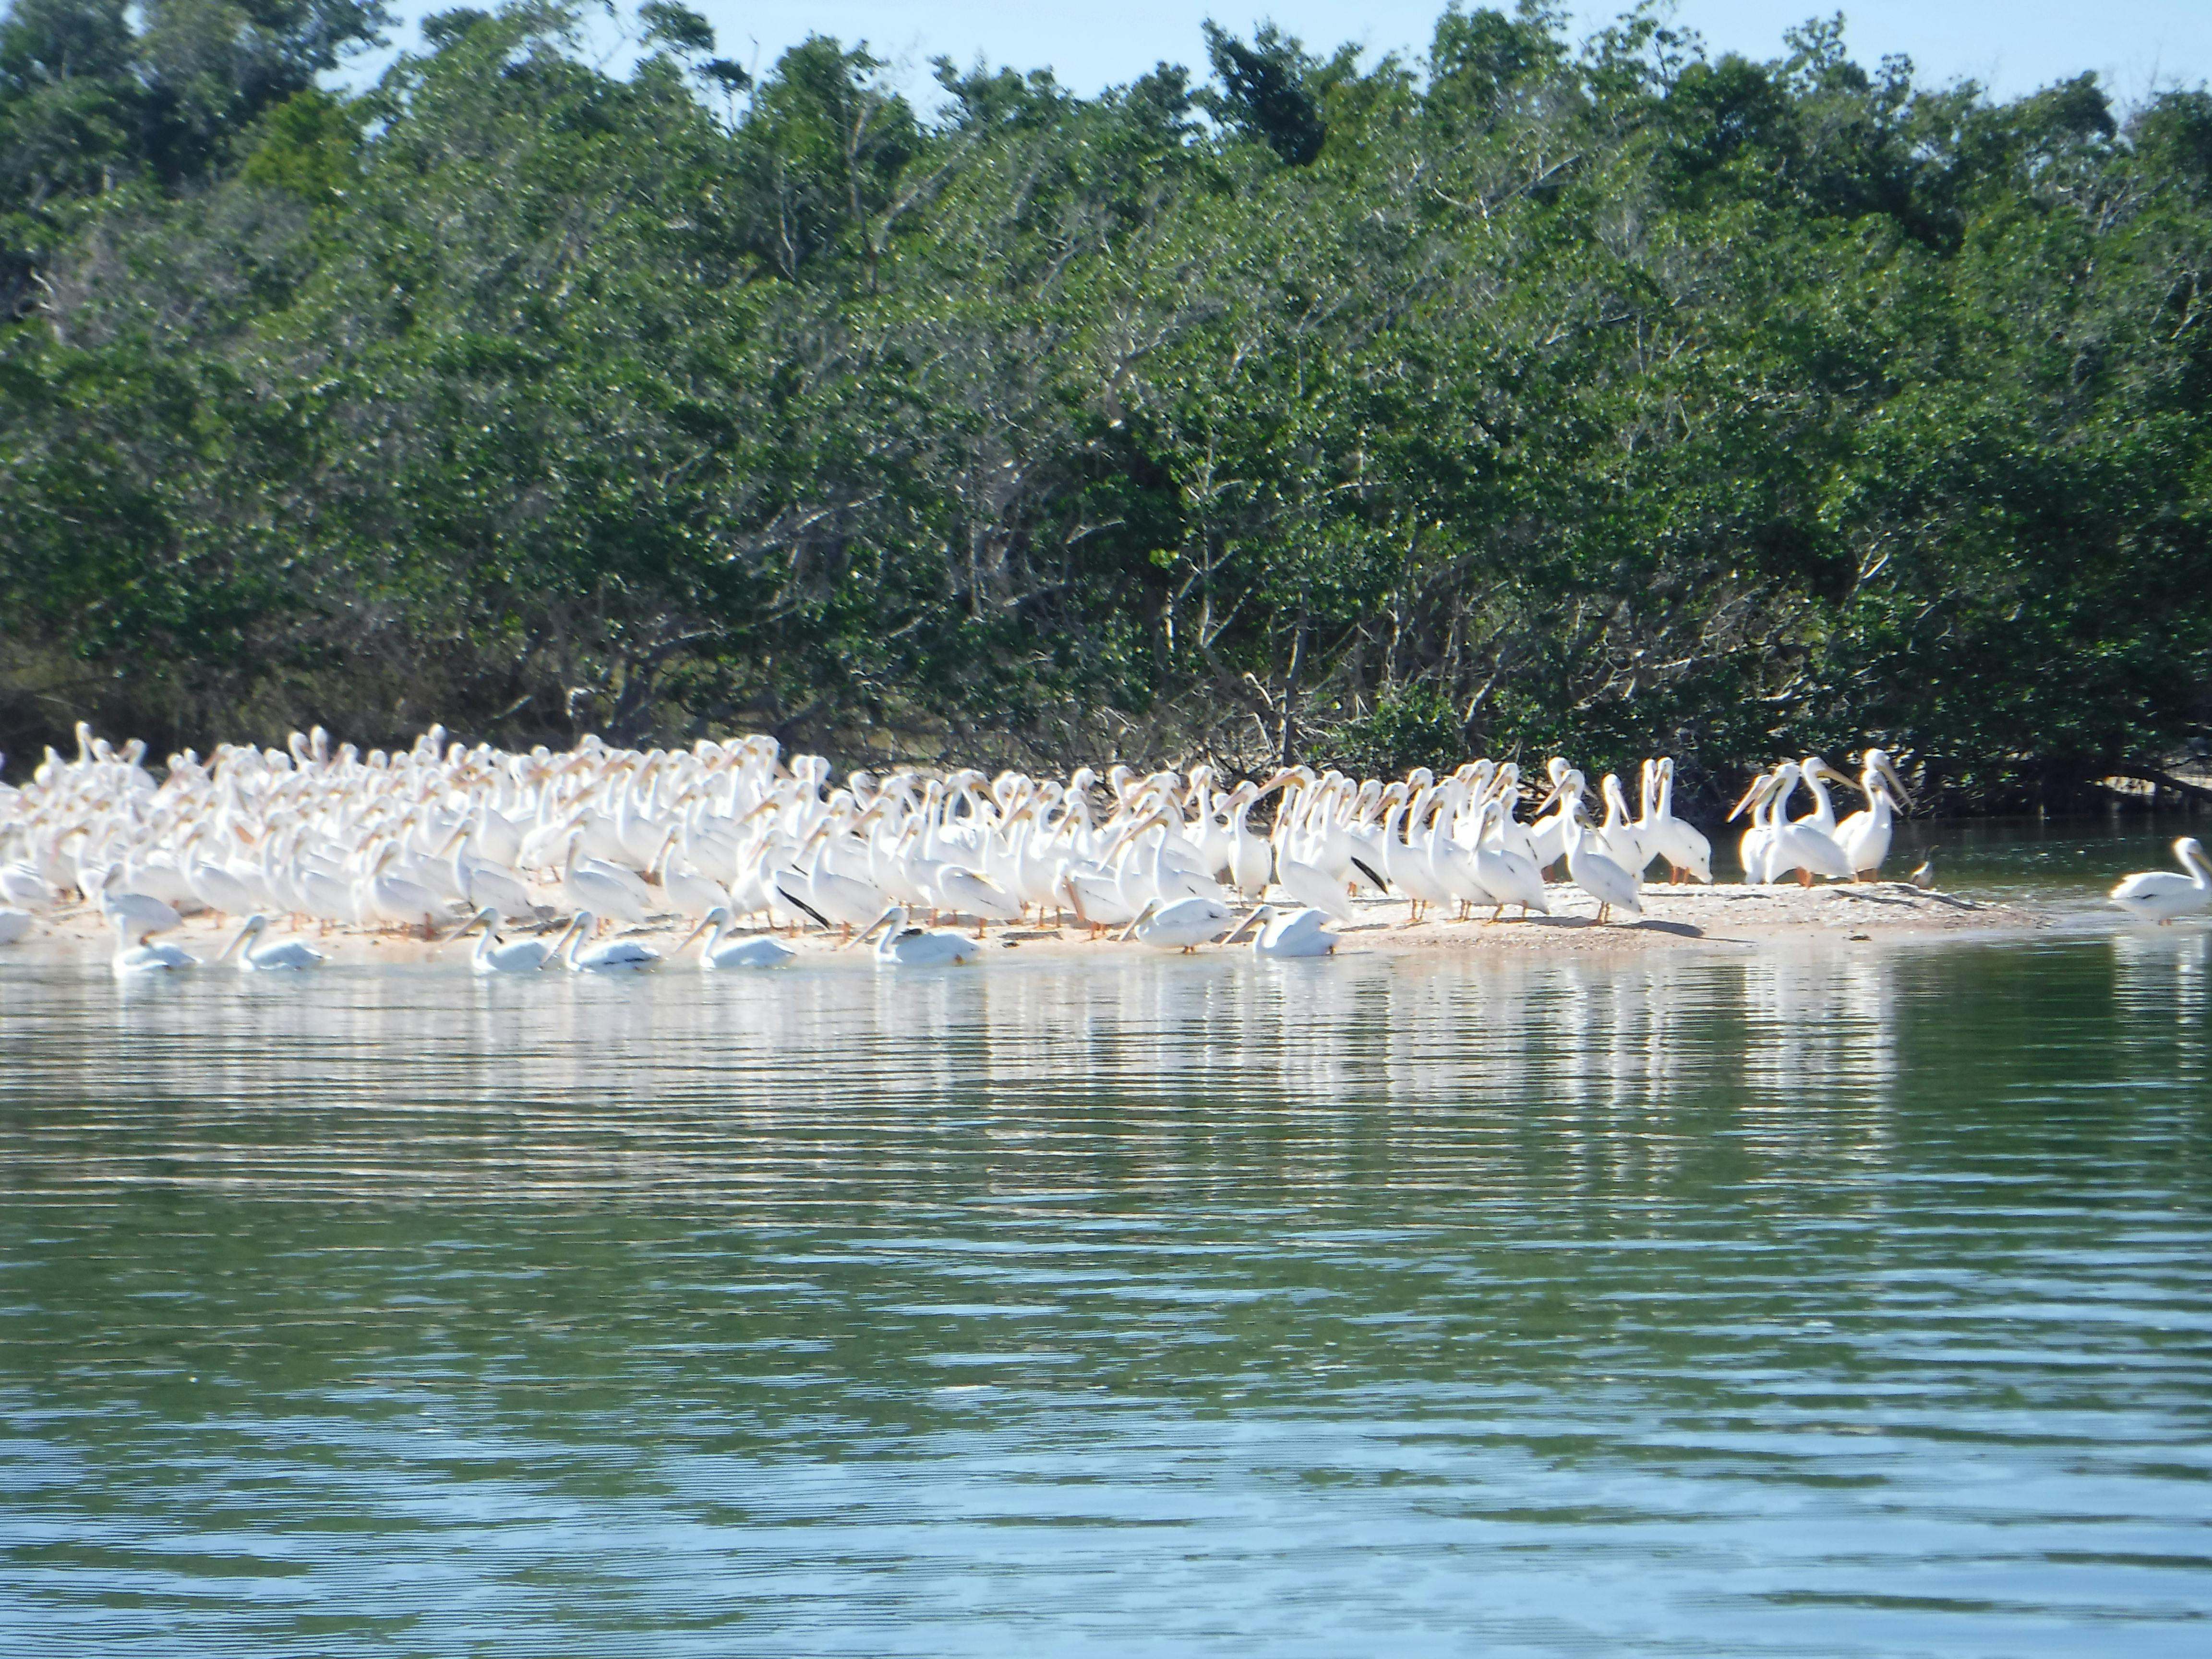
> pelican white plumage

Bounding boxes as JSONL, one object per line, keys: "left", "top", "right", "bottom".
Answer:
{"left": 1595, "top": 773, "right": 1650, "bottom": 875}
{"left": 1470, "top": 797, "right": 1549, "bottom": 920}
{"left": 1731, "top": 769, "right": 1783, "bottom": 882}
{"left": 451, "top": 907, "right": 574, "bottom": 973}
{"left": 453, "top": 829, "right": 538, "bottom": 920}
{"left": 562, "top": 831, "right": 650, "bottom": 929}
{"left": 1121, "top": 895, "right": 1235, "bottom": 951}
{"left": 99, "top": 866, "right": 182, "bottom": 940}
{"left": 0, "top": 907, "right": 32, "bottom": 945}
{"left": 560, "top": 911, "right": 661, "bottom": 972}
{"left": 212, "top": 914, "right": 327, "bottom": 971}
{"left": 859, "top": 904, "right": 983, "bottom": 965}
{"left": 183, "top": 832, "right": 258, "bottom": 919}
{"left": 653, "top": 828, "right": 734, "bottom": 920}
{"left": 1835, "top": 749, "right": 1914, "bottom": 879}
{"left": 678, "top": 905, "right": 796, "bottom": 968}
{"left": 110, "top": 916, "right": 196, "bottom": 975}
{"left": 0, "top": 861, "right": 55, "bottom": 909}
{"left": 1643, "top": 758, "right": 1712, "bottom": 883}
{"left": 1767, "top": 762, "right": 1854, "bottom": 885}
{"left": 2110, "top": 838, "right": 2212, "bottom": 926}
{"left": 1564, "top": 801, "right": 1642, "bottom": 924}
{"left": 363, "top": 842, "right": 446, "bottom": 936}
{"left": 1224, "top": 903, "right": 1342, "bottom": 957}
{"left": 931, "top": 862, "right": 1023, "bottom": 933}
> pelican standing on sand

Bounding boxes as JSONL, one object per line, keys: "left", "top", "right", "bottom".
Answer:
{"left": 1565, "top": 801, "right": 1642, "bottom": 924}
{"left": 1836, "top": 749, "right": 1914, "bottom": 880}
{"left": 1121, "top": 895, "right": 1236, "bottom": 952}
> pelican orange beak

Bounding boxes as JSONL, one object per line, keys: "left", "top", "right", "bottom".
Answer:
{"left": 1875, "top": 754, "right": 1914, "bottom": 807}
{"left": 843, "top": 908, "right": 897, "bottom": 949}
{"left": 1221, "top": 906, "right": 1269, "bottom": 946}
{"left": 1726, "top": 773, "right": 1771, "bottom": 823}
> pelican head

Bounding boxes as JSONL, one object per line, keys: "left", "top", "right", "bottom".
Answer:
{"left": 1863, "top": 747, "right": 1914, "bottom": 807}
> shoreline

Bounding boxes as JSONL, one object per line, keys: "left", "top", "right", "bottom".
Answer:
{"left": 0, "top": 881, "right": 2048, "bottom": 970}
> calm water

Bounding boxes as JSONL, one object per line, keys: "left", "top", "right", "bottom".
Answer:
{"left": 3, "top": 821, "right": 2210, "bottom": 1655}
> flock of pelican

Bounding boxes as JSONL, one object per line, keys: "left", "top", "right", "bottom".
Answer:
{"left": 0, "top": 723, "right": 2198, "bottom": 976}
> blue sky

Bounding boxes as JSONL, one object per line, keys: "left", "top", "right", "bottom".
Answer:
{"left": 341, "top": 2, "right": 2212, "bottom": 109}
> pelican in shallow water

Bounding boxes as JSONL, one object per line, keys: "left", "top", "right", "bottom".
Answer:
{"left": 677, "top": 905, "right": 796, "bottom": 968}
{"left": 559, "top": 911, "right": 661, "bottom": 971}
{"left": 110, "top": 916, "right": 196, "bottom": 975}
{"left": 2110, "top": 838, "right": 2212, "bottom": 926}
{"left": 856, "top": 905, "right": 983, "bottom": 965}
{"left": 450, "top": 907, "right": 576, "bottom": 973}
{"left": 1223, "top": 904, "right": 1343, "bottom": 957}
{"left": 212, "top": 914, "right": 326, "bottom": 971}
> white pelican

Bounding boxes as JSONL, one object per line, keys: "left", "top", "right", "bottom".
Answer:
{"left": 1527, "top": 760, "right": 1581, "bottom": 872}
{"left": 1224, "top": 903, "right": 1342, "bottom": 957}
{"left": 559, "top": 911, "right": 661, "bottom": 971}
{"left": 1226, "top": 781, "right": 1276, "bottom": 898}
{"left": 110, "top": 917, "right": 196, "bottom": 975}
{"left": 453, "top": 832, "right": 538, "bottom": 920}
{"left": 1642, "top": 758, "right": 1712, "bottom": 883}
{"left": 1595, "top": 773, "right": 1650, "bottom": 875}
{"left": 1121, "top": 895, "right": 1235, "bottom": 951}
{"left": 212, "top": 914, "right": 327, "bottom": 971}
{"left": 99, "top": 867, "right": 182, "bottom": 940}
{"left": 1564, "top": 802, "right": 1642, "bottom": 924}
{"left": 1835, "top": 749, "right": 1914, "bottom": 879}
{"left": 562, "top": 832, "right": 650, "bottom": 928}
{"left": 653, "top": 829, "right": 734, "bottom": 919}
{"left": 677, "top": 906, "right": 796, "bottom": 968}
{"left": 0, "top": 907, "right": 32, "bottom": 945}
{"left": 858, "top": 904, "right": 983, "bottom": 965}
{"left": 1730, "top": 769, "right": 1783, "bottom": 882}
{"left": 1382, "top": 790, "right": 1453, "bottom": 922}
{"left": 2110, "top": 838, "right": 2212, "bottom": 925}
{"left": 930, "top": 862, "right": 1023, "bottom": 934}
{"left": 362, "top": 842, "right": 446, "bottom": 936}
{"left": 450, "top": 907, "right": 574, "bottom": 973}
{"left": 1767, "top": 762, "right": 1854, "bottom": 884}
{"left": 1470, "top": 797, "right": 1549, "bottom": 920}
{"left": 0, "top": 860, "right": 56, "bottom": 909}
{"left": 183, "top": 833, "right": 258, "bottom": 919}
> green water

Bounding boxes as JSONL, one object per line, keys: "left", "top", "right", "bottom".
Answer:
{"left": 3, "top": 821, "right": 2210, "bottom": 1655}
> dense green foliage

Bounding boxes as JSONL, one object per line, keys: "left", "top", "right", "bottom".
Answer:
{"left": 4, "top": 0, "right": 2210, "bottom": 804}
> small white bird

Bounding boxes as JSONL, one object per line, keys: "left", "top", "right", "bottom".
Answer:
{"left": 0, "top": 907, "right": 33, "bottom": 946}
{"left": 2110, "top": 837, "right": 2212, "bottom": 926}
{"left": 212, "top": 913, "right": 327, "bottom": 971}
{"left": 677, "top": 905, "right": 796, "bottom": 968}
